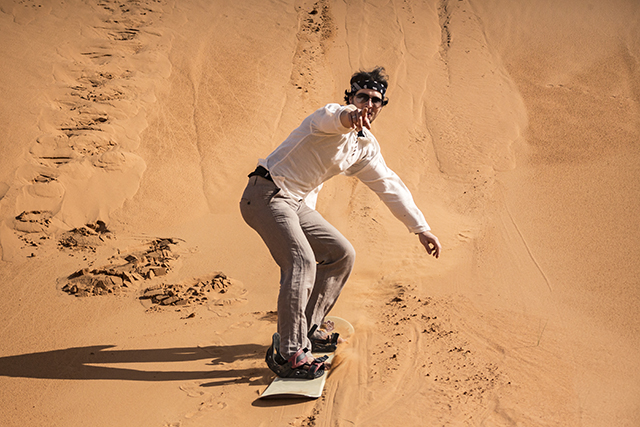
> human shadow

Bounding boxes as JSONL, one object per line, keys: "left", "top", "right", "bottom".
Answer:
{"left": 0, "top": 343, "right": 272, "bottom": 386}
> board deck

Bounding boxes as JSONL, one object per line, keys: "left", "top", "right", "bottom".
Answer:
{"left": 260, "top": 316, "right": 353, "bottom": 399}
{"left": 259, "top": 353, "right": 334, "bottom": 398}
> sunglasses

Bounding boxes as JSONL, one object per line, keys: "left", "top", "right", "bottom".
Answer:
{"left": 354, "top": 92, "right": 383, "bottom": 106}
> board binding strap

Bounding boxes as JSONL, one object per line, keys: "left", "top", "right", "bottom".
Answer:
{"left": 259, "top": 316, "right": 354, "bottom": 399}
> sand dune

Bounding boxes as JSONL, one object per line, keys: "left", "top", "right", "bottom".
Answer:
{"left": 1, "top": 0, "right": 639, "bottom": 426}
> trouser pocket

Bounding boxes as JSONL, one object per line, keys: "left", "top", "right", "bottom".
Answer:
{"left": 240, "top": 177, "right": 282, "bottom": 227}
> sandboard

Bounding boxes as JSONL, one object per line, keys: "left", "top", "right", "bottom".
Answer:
{"left": 260, "top": 316, "right": 354, "bottom": 399}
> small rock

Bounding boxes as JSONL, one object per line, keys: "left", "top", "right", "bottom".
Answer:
{"left": 125, "top": 254, "right": 139, "bottom": 263}
{"left": 93, "top": 220, "right": 109, "bottom": 233}
{"left": 161, "top": 296, "right": 179, "bottom": 305}
{"left": 151, "top": 267, "right": 167, "bottom": 276}
{"left": 108, "top": 275, "right": 123, "bottom": 288}
{"left": 141, "top": 289, "right": 165, "bottom": 298}
{"left": 92, "top": 277, "right": 110, "bottom": 290}
{"left": 62, "top": 283, "right": 79, "bottom": 294}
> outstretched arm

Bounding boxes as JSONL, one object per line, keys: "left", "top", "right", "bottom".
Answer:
{"left": 345, "top": 129, "right": 441, "bottom": 258}
{"left": 417, "top": 230, "right": 441, "bottom": 258}
{"left": 340, "top": 106, "right": 371, "bottom": 131}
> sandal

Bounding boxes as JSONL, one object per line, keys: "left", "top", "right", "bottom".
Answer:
{"left": 308, "top": 323, "right": 340, "bottom": 353}
{"left": 265, "top": 333, "right": 327, "bottom": 379}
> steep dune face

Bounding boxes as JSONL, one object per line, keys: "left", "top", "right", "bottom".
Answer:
{"left": 474, "top": 1, "right": 640, "bottom": 425}
{"left": 0, "top": 0, "right": 172, "bottom": 259}
{"left": 0, "top": 0, "right": 638, "bottom": 426}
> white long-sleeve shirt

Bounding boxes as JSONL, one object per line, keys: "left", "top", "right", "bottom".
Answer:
{"left": 259, "top": 103, "right": 430, "bottom": 234}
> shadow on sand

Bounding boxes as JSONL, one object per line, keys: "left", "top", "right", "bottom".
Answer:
{"left": 0, "top": 344, "right": 328, "bottom": 406}
{"left": 0, "top": 343, "right": 272, "bottom": 387}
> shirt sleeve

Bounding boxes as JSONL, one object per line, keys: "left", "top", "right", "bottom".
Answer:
{"left": 310, "top": 104, "right": 357, "bottom": 135}
{"left": 348, "top": 151, "right": 430, "bottom": 234}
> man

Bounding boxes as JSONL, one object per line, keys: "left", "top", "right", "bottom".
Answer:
{"left": 240, "top": 67, "right": 441, "bottom": 379}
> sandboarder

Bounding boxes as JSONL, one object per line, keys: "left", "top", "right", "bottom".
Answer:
{"left": 240, "top": 67, "right": 441, "bottom": 379}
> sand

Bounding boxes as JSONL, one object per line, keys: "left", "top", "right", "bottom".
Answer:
{"left": 1, "top": 0, "right": 639, "bottom": 426}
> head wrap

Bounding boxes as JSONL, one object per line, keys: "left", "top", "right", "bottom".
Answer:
{"left": 350, "top": 78, "right": 386, "bottom": 98}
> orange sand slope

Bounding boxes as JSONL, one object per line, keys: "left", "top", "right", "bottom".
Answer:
{"left": 1, "top": 0, "right": 639, "bottom": 426}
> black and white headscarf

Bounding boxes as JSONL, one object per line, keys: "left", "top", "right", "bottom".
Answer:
{"left": 351, "top": 79, "right": 387, "bottom": 97}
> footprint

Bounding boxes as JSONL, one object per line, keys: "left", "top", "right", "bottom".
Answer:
{"left": 209, "top": 296, "right": 248, "bottom": 307}
{"left": 229, "top": 321, "right": 253, "bottom": 329}
{"left": 92, "top": 150, "right": 127, "bottom": 170}
{"left": 179, "top": 383, "right": 211, "bottom": 399}
{"left": 13, "top": 210, "right": 53, "bottom": 233}
{"left": 3, "top": 0, "right": 174, "bottom": 263}
{"left": 209, "top": 309, "right": 231, "bottom": 318}
{"left": 10, "top": 0, "right": 52, "bottom": 25}
{"left": 30, "top": 134, "right": 78, "bottom": 167}
{"left": 108, "top": 28, "right": 140, "bottom": 42}
{"left": 68, "top": 132, "right": 117, "bottom": 156}
{"left": 253, "top": 311, "right": 278, "bottom": 323}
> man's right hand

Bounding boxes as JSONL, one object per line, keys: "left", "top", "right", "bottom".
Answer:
{"left": 341, "top": 107, "right": 371, "bottom": 131}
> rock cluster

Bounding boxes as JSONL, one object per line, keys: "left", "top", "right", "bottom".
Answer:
{"left": 58, "top": 220, "right": 113, "bottom": 251}
{"left": 62, "top": 270, "right": 127, "bottom": 296}
{"left": 61, "top": 238, "right": 178, "bottom": 297}
{"left": 139, "top": 273, "right": 232, "bottom": 307}
{"left": 13, "top": 211, "right": 54, "bottom": 252}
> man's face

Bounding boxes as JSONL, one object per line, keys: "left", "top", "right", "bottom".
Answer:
{"left": 349, "top": 88, "right": 384, "bottom": 123}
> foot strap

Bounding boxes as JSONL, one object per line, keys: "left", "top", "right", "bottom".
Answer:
{"left": 265, "top": 333, "right": 326, "bottom": 379}
{"left": 308, "top": 324, "right": 340, "bottom": 353}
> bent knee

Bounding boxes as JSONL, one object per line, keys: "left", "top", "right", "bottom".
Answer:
{"left": 313, "top": 237, "right": 356, "bottom": 268}
{"left": 337, "top": 241, "right": 356, "bottom": 268}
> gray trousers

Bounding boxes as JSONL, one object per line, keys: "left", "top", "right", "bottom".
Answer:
{"left": 240, "top": 175, "right": 355, "bottom": 358}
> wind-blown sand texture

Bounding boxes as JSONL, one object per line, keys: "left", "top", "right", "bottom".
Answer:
{"left": 1, "top": 0, "right": 639, "bottom": 426}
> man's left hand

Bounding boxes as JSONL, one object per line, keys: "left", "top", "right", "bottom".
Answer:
{"left": 418, "top": 231, "right": 441, "bottom": 258}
